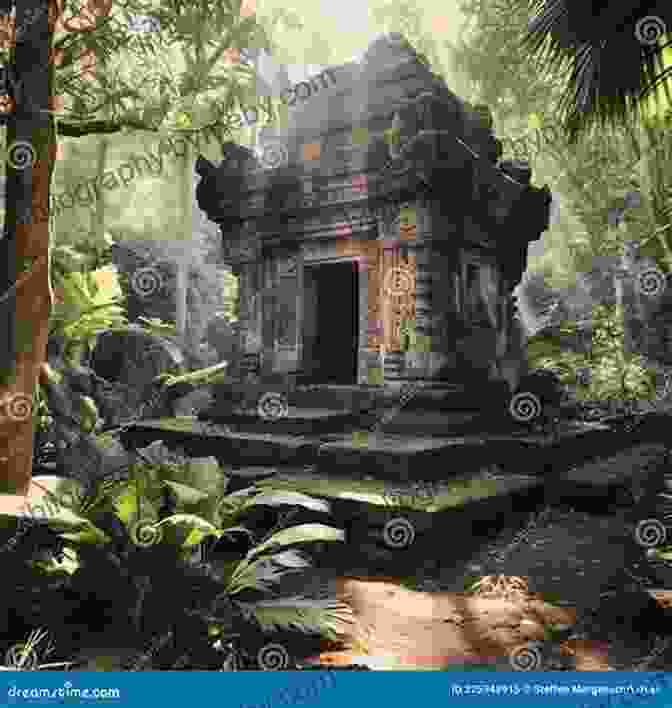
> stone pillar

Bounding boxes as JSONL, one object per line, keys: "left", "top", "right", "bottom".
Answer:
{"left": 413, "top": 242, "right": 432, "bottom": 343}
{"left": 238, "top": 262, "right": 263, "bottom": 362}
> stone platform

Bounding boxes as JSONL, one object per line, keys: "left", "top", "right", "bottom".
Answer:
{"left": 119, "top": 414, "right": 622, "bottom": 487}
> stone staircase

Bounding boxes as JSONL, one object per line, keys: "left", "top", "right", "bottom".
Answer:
{"left": 116, "top": 382, "right": 672, "bottom": 532}
{"left": 200, "top": 380, "right": 512, "bottom": 437}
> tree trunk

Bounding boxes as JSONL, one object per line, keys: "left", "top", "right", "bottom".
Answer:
{"left": 0, "top": 0, "right": 54, "bottom": 494}
{"left": 92, "top": 119, "right": 108, "bottom": 243}
{"left": 176, "top": 142, "right": 192, "bottom": 346}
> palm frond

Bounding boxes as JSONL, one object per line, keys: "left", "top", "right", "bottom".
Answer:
{"left": 519, "top": 0, "right": 672, "bottom": 139}
{"left": 243, "top": 491, "right": 331, "bottom": 515}
{"left": 242, "top": 524, "right": 345, "bottom": 566}
{"left": 236, "top": 596, "right": 355, "bottom": 641}
{"left": 226, "top": 549, "right": 313, "bottom": 595}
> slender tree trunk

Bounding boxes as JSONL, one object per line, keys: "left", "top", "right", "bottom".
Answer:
{"left": 175, "top": 143, "right": 191, "bottom": 347}
{"left": 92, "top": 122, "right": 108, "bottom": 243}
{"left": 0, "top": 0, "right": 54, "bottom": 494}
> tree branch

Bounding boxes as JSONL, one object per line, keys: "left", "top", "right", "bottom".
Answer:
{"left": 55, "top": 114, "right": 235, "bottom": 139}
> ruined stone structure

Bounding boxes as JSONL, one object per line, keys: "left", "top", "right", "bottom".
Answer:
{"left": 195, "top": 34, "right": 552, "bottom": 395}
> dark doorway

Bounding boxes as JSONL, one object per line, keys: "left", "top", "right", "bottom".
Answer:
{"left": 303, "top": 261, "right": 359, "bottom": 384}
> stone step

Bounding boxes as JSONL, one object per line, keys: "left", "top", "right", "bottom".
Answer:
{"left": 197, "top": 407, "right": 362, "bottom": 435}
{"left": 313, "top": 433, "right": 497, "bottom": 481}
{"left": 254, "top": 467, "right": 545, "bottom": 549}
{"left": 209, "top": 381, "right": 511, "bottom": 417}
{"left": 120, "top": 415, "right": 650, "bottom": 491}
{"left": 375, "top": 409, "right": 503, "bottom": 435}
{"left": 119, "top": 417, "right": 316, "bottom": 467}
{"left": 210, "top": 383, "right": 379, "bottom": 415}
{"left": 120, "top": 418, "right": 507, "bottom": 479}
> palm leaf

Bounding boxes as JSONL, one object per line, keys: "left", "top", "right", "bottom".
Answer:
{"left": 0, "top": 504, "right": 110, "bottom": 546}
{"left": 155, "top": 513, "right": 223, "bottom": 547}
{"left": 246, "top": 524, "right": 345, "bottom": 561}
{"left": 163, "top": 480, "right": 210, "bottom": 506}
{"left": 226, "top": 549, "right": 313, "bottom": 595}
{"left": 520, "top": 0, "right": 672, "bottom": 139}
{"left": 236, "top": 596, "right": 355, "bottom": 641}
{"left": 242, "top": 490, "right": 331, "bottom": 514}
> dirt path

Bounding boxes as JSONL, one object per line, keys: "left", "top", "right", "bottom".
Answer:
{"left": 304, "top": 506, "right": 671, "bottom": 671}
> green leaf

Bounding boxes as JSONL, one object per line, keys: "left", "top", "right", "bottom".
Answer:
{"left": 235, "top": 597, "right": 354, "bottom": 641}
{"left": 245, "top": 491, "right": 331, "bottom": 514}
{"left": 226, "top": 549, "right": 313, "bottom": 594}
{"left": 0, "top": 502, "right": 110, "bottom": 546}
{"left": 247, "top": 523, "right": 345, "bottom": 561}
{"left": 155, "top": 513, "right": 223, "bottom": 547}
{"left": 113, "top": 482, "right": 141, "bottom": 524}
{"left": 59, "top": 526, "right": 110, "bottom": 547}
{"left": 163, "top": 480, "right": 210, "bottom": 506}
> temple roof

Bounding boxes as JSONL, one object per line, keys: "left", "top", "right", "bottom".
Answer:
{"left": 194, "top": 33, "right": 551, "bottom": 268}
{"left": 196, "top": 34, "right": 501, "bottom": 196}
{"left": 281, "top": 34, "right": 448, "bottom": 141}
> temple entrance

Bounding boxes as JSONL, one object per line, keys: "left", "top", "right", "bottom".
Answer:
{"left": 302, "top": 260, "right": 359, "bottom": 384}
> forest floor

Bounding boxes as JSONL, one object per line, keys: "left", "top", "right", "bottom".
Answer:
{"left": 305, "top": 505, "right": 672, "bottom": 671}
{"left": 301, "top": 406, "right": 672, "bottom": 672}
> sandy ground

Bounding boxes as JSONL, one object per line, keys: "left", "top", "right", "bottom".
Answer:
{"left": 306, "top": 507, "right": 672, "bottom": 671}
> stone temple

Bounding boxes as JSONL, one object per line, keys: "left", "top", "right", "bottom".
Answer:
{"left": 195, "top": 33, "right": 552, "bottom": 411}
